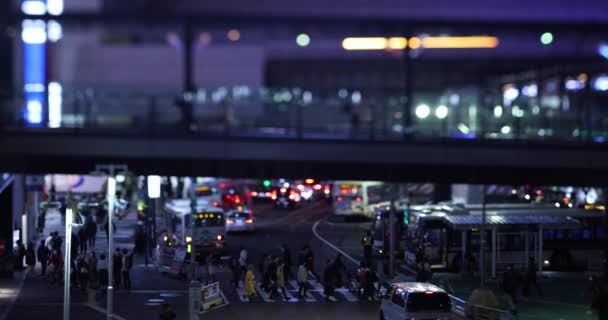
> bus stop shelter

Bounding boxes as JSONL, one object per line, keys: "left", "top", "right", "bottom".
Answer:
{"left": 444, "top": 214, "right": 581, "bottom": 278}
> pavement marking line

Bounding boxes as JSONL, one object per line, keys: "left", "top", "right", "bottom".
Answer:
{"left": 336, "top": 289, "right": 359, "bottom": 302}
{"left": 312, "top": 219, "right": 359, "bottom": 265}
{"left": 255, "top": 283, "right": 274, "bottom": 302}
{"left": 120, "top": 290, "right": 187, "bottom": 294}
{"left": 288, "top": 280, "right": 316, "bottom": 302}
{"left": 308, "top": 279, "right": 324, "bottom": 291}
{"left": 235, "top": 286, "right": 248, "bottom": 302}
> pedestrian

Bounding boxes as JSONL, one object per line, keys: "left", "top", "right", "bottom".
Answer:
{"left": 267, "top": 257, "right": 279, "bottom": 300}
{"left": 86, "top": 216, "right": 97, "bottom": 249}
{"left": 281, "top": 244, "right": 293, "bottom": 280}
{"left": 15, "top": 240, "right": 26, "bottom": 270}
{"left": 376, "top": 260, "right": 386, "bottom": 292}
{"left": 276, "top": 260, "right": 289, "bottom": 301}
{"left": 153, "top": 244, "right": 161, "bottom": 271}
{"left": 37, "top": 240, "right": 49, "bottom": 276}
{"left": 323, "top": 260, "right": 335, "bottom": 301}
{"left": 159, "top": 302, "right": 177, "bottom": 320}
{"left": 88, "top": 251, "right": 98, "bottom": 286}
{"left": 332, "top": 254, "right": 346, "bottom": 287}
{"left": 260, "top": 254, "right": 271, "bottom": 292}
{"left": 423, "top": 260, "right": 433, "bottom": 283}
{"left": 362, "top": 231, "right": 372, "bottom": 267}
{"left": 48, "top": 249, "right": 63, "bottom": 284}
{"left": 230, "top": 257, "right": 241, "bottom": 288}
{"left": 244, "top": 265, "right": 256, "bottom": 302}
{"left": 98, "top": 254, "right": 108, "bottom": 292}
{"left": 113, "top": 248, "right": 122, "bottom": 288}
{"left": 239, "top": 247, "right": 248, "bottom": 282}
{"left": 297, "top": 261, "right": 308, "bottom": 298}
{"left": 502, "top": 265, "right": 517, "bottom": 305}
{"left": 78, "top": 227, "right": 88, "bottom": 255}
{"left": 45, "top": 233, "right": 54, "bottom": 251}
{"left": 524, "top": 257, "right": 542, "bottom": 296}
{"left": 304, "top": 246, "right": 315, "bottom": 278}
{"left": 52, "top": 231, "right": 62, "bottom": 252}
{"left": 25, "top": 242, "right": 36, "bottom": 273}
{"left": 77, "top": 256, "right": 89, "bottom": 290}
{"left": 121, "top": 248, "right": 132, "bottom": 290}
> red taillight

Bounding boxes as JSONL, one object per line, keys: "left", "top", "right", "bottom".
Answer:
{"left": 234, "top": 196, "right": 241, "bottom": 204}
{"left": 265, "top": 192, "right": 271, "bottom": 197}
{"left": 313, "top": 184, "right": 322, "bottom": 190}
{"left": 336, "top": 196, "right": 343, "bottom": 202}
{"left": 271, "top": 195, "right": 277, "bottom": 200}
{"left": 219, "top": 183, "right": 226, "bottom": 188}
{"left": 245, "top": 219, "right": 253, "bottom": 224}
{"left": 355, "top": 196, "right": 362, "bottom": 202}
{"left": 226, "top": 219, "right": 235, "bottom": 225}
{"left": 212, "top": 201, "right": 219, "bottom": 207}
{"left": 324, "top": 189, "right": 330, "bottom": 195}
{"left": 217, "top": 234, "right": 223, "bottom": 241}
{"left": 425, "top": 291, "right": 434, "bottom": 295}
{"left": 250, "top": 191, "right": 258, "bottom": 197}
{"left": 289, "top": 194, "right": 296, "bottom": 200}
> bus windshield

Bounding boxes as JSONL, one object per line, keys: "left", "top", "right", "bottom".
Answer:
{"left": 337, "top": 184, "right": 362, "bottom": 197}
{"left": 193, "top": 212, "right": 225, "bottom": 227}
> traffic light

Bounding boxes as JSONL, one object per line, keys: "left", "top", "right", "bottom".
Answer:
{"left": 263, "top": 180, "right": 271, "bottom": 187}
{"left": 403, "top": 210, "right": 409, "bottom": 225}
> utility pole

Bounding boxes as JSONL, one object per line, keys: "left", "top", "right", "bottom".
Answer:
{"left": 480, "top": 185, "right": 487, "bottom": 288}
{"left": 95, "top": 164, "right": 127, "bottom": 320}
{"left": 63, "top": 208, "right": 72, "bottom": 320}
{"left": 389, "top": 183, "right": 397, "bottom": 278}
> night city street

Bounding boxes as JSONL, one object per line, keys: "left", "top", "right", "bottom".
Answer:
{"left": 2, "top": 0, "right": 608, "bottom": 320}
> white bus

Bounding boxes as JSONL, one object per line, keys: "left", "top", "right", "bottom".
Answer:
{"left": 331, "top": 181, "right": 391, "bottom": 218}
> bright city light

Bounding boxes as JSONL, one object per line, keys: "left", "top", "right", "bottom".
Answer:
{"left": 351, "top": 91, "right": 362, "bottom": 104}
{"left": 457, "top": 123, "right": 470, "bottom": 134}
{"left": 501, "top": 125, "right": 511, "bottom": 134}
{"left": 415, "top": 104, "right": 431, "bottom": 119}
{"left": 21, "top": 0, "right": 46, "bottom": 15}
{"left": 540, "top": 32, "right": 554, "bottom": 45}
{"left": 147, "top": 175, "right": 161, "bottom": 199}
{"left": 512, "top": 105, "right": 524, "bottom": 118}
{"left": 47, "top": 20, "right": 62, "bottom": 42}
{"left": 387, "top": 37, "right": 407, "bottom": 49}
{"left": 421, "top": 36, "right": 499, "bottom": 48}
{"left": 26, "top": 100, "right": 43, "bottom": 124}
{"left": 21, "top": 20, "right": 47, "bottom": 44}
{"left": 47, "top": 0, "right": 64, "bottom": 15}
{"left": 227, "top": 29, "right": 240, "bottom": 41}
{"left": 48, "top": 82, "right": 62, "bottom": 128}
{"left": 342, "top": 37, "right": 387, "bottom": 50}
{"left": 593, "top": 75, "right": 608, "bottom": 91}
{"left": 296, "top": 33, "right": 310, "bottom": 47}
{"left": 521, "top": 83, "right": 538, "bottom": 97}
{"left": 435, "top": 105, "right": 448, "bottom": 119}
{"left": 493, "top": 105, "right": 503, "bottom": 118}
{"left": 600, "top": 44, "right": 608, "bottom": 60}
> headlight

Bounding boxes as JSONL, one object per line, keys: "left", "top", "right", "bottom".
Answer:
{"left": 185, "top": 236, "right": 192, "bottom": 243}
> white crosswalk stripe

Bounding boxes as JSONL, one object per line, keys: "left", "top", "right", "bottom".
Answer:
{"left": 336, "top": 288, "right": 359, "bottom": 302}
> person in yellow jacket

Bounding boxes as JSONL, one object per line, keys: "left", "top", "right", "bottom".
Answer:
{"left": 244, "top": 265, "right": 256, "bottom": 302}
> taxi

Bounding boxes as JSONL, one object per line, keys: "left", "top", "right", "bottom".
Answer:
{"left": 380, "top": 282, "right": 452, "bottom": 320}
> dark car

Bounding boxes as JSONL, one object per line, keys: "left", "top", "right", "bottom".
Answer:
{"left": 271, "top": 187, "right": 301, "bottom": 209}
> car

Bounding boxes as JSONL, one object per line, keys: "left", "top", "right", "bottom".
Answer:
{"left": 271, "top": 187, "right": 301, "bottom": 209}
{"left": 247, "top": 184, "right": 274, "bottom": 203}
{"left": 380, "top": 282, "right": 452, "bottom": 320}
{"left": 221, "top": 188, "right": 246, "bottom": 210}
{"left": 225, "top": 208, "right": 256, "bottom": 233}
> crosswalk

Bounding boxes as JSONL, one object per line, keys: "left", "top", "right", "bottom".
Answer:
{"left": 234, "top": 279, "right": 363, "bottom": 304}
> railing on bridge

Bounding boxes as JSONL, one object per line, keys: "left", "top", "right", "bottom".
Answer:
{"left": 2, "top": 85, "right": 608, "bottom": 144}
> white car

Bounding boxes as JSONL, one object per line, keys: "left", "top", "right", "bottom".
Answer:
{"left": 225, "top": 208, "right": 255, "bottom": 233}
{"left": 380, "top": 282, "right": 452, "bottom": 320}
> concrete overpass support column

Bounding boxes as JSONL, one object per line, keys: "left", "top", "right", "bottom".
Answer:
{"left": 461, "top": 230, "right": 467, "bottom": 275}
{"left": 12, "top": 174, "right": 25, "bottom": 245}
{"left": 491, "top": 227, "right": 496, "bottom": 278}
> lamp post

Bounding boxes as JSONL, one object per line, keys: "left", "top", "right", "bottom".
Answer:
{"left": 63, "top": 207, "right": 84, "bottom": 320}
{"left": 147, "top": 176, "right": 161, "bottom": 266}
{"left": 94, "top": 164, "right": 127, "bottom": 320}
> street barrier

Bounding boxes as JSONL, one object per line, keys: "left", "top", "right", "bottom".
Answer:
{"left": 200, "top": 282, "right": 228, "bottom": 313}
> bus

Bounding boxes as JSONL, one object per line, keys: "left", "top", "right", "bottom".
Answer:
{"left": 401, "top": 203, "right": 605, "bottom": 273}
{"left": 331, "top": 181, "right": 390, "bottom": 218}
{"left": 164, "top": 202, "right": 227, "bottom": 260}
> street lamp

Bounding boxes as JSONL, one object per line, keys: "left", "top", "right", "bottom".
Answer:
{"left": 435, "top": 105, "right": 448, "bottom": 119}
{"left": 146, "top": 176, "right": 161, "bottom": 266}
{"left": 415, "top": 104, "right": 430, "bottom": 119}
